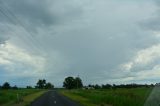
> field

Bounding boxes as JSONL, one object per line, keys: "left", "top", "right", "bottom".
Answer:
{"left": 60, "top": 87, "right": 153, "bottom": 106}
{"left": 0, "top": 89, "right": 47, "bottom": 106}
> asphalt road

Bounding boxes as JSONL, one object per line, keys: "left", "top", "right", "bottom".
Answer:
{"left": 30, "top": 90, "right": 80, "bottom": 106}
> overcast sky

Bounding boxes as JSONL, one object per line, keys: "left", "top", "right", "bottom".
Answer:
{"left": 0, "top": 0, "right": 160, "bottom": 87}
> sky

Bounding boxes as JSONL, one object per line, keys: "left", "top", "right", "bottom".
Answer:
{"left": 0, "top": 0, "right": 160, "bottom": 87}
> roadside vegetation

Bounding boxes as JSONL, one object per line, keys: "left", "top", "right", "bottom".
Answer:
{"left": 0, "top": 79, "right": 54, "bottom": 106}
{"left": 0, "top": 76, "right": 158, "bottom": 106}
{"left": 61, "top": 76, "right": 157, "bottom": 106}
{"left": 61, "top": 88, "right": 152, "bottom": 106}
{"left": 0, "top": 89, "right": 46, "bottom": 106}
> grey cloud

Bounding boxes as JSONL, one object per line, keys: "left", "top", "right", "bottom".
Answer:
{"left": 1, "top": 0, "right": 83, "bottom": 27}
{"left": 38, "top": 1, "right": 159, "bottom": 85}
{"left": 0, "top": 0, "right": 159, "bottom": 86}
{"left": 141, "top": 0, "right": 160, "bottom": 31}
{"left": 0, "top": 33, "right": 9, "bottom": 44}
{"left": 0, "top": 37, "right": 6, "bottom": 44}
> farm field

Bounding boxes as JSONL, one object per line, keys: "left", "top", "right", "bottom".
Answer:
{"left": 0, "top": 89, "right": 47, "bottom": 106}
{"left": 60, "top": 87, "right": 153, "bottom": 106}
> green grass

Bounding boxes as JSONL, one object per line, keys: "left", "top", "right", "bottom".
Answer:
{"left": 0, "top": 89, "right": 47, "bottom": 106}
{"left": 60, "top": 87, "right": 153, "bottom": 106}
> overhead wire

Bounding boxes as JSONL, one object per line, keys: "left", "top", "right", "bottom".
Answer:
{"left": 0, "top": 0, "right": 45, "bottom": 53}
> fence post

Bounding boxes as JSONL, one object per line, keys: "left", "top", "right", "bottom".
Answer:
{"left": 17, "top": 93, "right": 19, "bottom": 103}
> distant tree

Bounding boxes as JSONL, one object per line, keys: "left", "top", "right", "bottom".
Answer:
{"left": 12, "top": 85, "right": 18, "bottom": 89}
{"left": 94, "top": 84, "right": 101, "bottom": 89}
{"left": 150, "top": 84, "right": 154, "bottom": 87}
{"left": 26, "top": 86, "right": 32, "bottom": 89}
{"left": 88, "top": 84, "right": 92, "bottom": 87}
{"left": 113, "top": 84, "right": 116, "bottom": 87}
{"left": 36, "top": 79, "right": 46, "bottom": 89}
{"left": 2, "top": 82, "right": 11, "bottom": 89}
{"left": 37, "top": 79, "right": 43, "bottom": 88}
{"left": 42, "top": 79, "right": 46, "bottom": 86}
{"left": 35, "top": 86, "right": 38, "bottom": 89}
{"left": 102, "top": 84, "right": 112, "bottom": 89}
{"left": 75, "top": 77, "right": 83, "bottom": 89}
{"left": 45, "top": 82, "right": 54, "bottom": 89}
{"left": 63, "top": 77, "right": 76, "bottom": 89}
{"left": 63, "top": 76, "right": 83, "bottom": 89}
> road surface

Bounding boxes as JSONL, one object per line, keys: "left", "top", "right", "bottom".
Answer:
{"left": 30, "top": 90, "right": 80, "bottom": 106}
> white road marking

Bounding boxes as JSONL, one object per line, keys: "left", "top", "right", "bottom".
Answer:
{"left": 54, "top": 101, "right": 57, "bottom": 104}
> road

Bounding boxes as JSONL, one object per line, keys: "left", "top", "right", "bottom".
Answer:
{"left": 30, "top": 90, "right": 80, "bottom": 106}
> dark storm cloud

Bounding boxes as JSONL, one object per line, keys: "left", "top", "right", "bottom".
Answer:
{"left": 1, "top": 0, "right": 83, "bottom": 27}
{"left": 0, "top": 0, "right": 159, "bottom": 86}
{"left": 34, "top": 0, "right": 158, "bottom": 85}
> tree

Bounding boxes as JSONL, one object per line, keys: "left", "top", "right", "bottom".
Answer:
{"left": 102, "top": 84, "right": 112, "bottom": 89}
{"left": 12, "top": 85, "right": 18, "bottom": 89}
{"left": 36, "top": 79, "right": 46, "bottom": 89}
{"left": 42, "top": 79, "right": 46, "bottom": 86}
{"left": 75, "top": 77, "right": 83, "bottom": 88}
{"left": 26, "top": 86, "right": 32, "bottom": 89}
{"left": 45, "top": 82, "right": 54, "bottom": 89}
{"left": 94, "top": 84, "right": 101, "bottom": 89}
{"left": 2, "top": 82, "right": 11, "bottom": 89}
{"left": 63, "top": 76, "right": 83, "bottom": 89}
{"left": 36, "top": 79, "right": 54, "bottom": 89}
{"left": 63, "top": 77, "right": 76, "bottom": 89}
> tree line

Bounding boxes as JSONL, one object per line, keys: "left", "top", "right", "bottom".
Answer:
{"left": 63, "top": 77, "right": 157, "bottom": 89}
{"left": 86, "top": 83, "right": 155, "bottom": 89}
{"left": 0, "top": 76, "right": 83, "bottom": 90}
{"left": 0, "top": 76, "right": 158, "bottom": 90}
{"left": 0, "top": 79, "right": 54, "bottom": 89}
{"left": 0, "top": 82, "right": 18, "bottom": 89}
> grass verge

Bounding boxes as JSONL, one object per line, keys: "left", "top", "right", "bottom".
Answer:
{"left": 1, "top": 89, "right": 47, "bottom": 106}
{"left": 61, "top": 90, "right": 96, "bottom": 106}
{"left": 60, "top": 87, "right": 152, "bottom": 106}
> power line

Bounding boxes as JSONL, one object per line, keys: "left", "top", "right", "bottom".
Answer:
{"left": 0, "top": 0, "right": 45, "bottom": 53}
